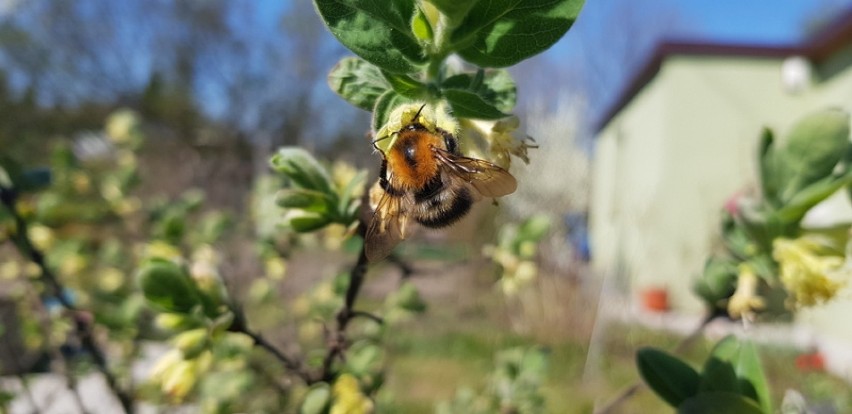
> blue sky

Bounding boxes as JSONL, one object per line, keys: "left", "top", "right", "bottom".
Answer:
{"left": 525, "top": 0, "right": 852, "bottom": 133}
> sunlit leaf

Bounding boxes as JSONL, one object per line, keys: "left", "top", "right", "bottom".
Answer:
{"left": 288, "top": 213, "right": 332, "bottom": 233}
{"left": 371, "top": 90, "right": 414, "bottom": 133}
{"left": 443, "top": 89, "right": 506, "bottom": 119}
{"left": 382, "top": 70, "right": 428, "bottom": 99}
{"left": 314, "top": 0, "right": 425, "bottom": 73}
{"left": 301, "top": 383, "right": 331, "bottom": 414}
{"left": 442, "top": 69, "right": 517, "bottom": 113}
{"left": 411, "top": 6, "right": 434, "bottom": 42}
{"left": 270, "top": 147, "right": 334, "bottom": 194}
{"left": 450, "top": 0, "right": 584, "bottom": 68}
{"left": 327, "top": 57, "right": 391, "bottom": 111}
{"left": 780, "top": 109, "right": 850, "bottom": 202}
{"left": 138, "top": 259, "right": 202, "bottom": 314}
{"left": 277, "top": 188, "right": 334, "bottom": 213}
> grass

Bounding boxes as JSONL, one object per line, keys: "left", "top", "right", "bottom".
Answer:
{"left": 362, "top": 269, "right": 852, "bottom": 414}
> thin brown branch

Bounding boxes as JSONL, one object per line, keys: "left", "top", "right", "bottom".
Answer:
{"left": 316, "top": 233, "right": 370, "bottom": 384}
{"left": 225, "top": 297, "right": 314, "bottom": 384}
{"left": 238, "top": 326, "right": 314, "bottom": 384}
{"left": 0, "top": 186, "right": 134, "bottom": 414}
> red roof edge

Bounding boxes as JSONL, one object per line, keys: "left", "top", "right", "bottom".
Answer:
{"left": 592, "top": 7, "right": 852, "bottom": 133}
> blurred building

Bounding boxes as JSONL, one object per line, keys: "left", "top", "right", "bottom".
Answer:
{"left": 590, "top": 9, "right": 852, "bottom": 340}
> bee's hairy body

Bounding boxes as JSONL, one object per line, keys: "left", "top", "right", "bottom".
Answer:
{"left": 379, "top": 122, "right": 473, "bottom": 228}
{"left": 365, "top": 104, "right": 517, "bottom": 262}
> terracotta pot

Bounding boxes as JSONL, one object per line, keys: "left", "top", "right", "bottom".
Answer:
{"left": 641, "top": 288, "right": 669, "bottom": 312}
{"left": 795, "top": 352, "right": 825, "bottom": 372}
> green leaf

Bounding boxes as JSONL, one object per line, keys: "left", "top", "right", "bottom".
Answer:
{"left": 388, "top": 281, "right": 427, "bottom": 313}
{"left": 347, "top": 341, "right": 384, "bottom": 375}
{"left": 382, "top": 70, "right": 428, "bottom": 99}
{"left": 450, "top": 0, "right": 585, "bottom": 68}
{"left": 337, "top": 169, "right": 367, "bottom": 221}
{"left": 636, "top": 347, "right": 700, "bottom": 408}
{"left": 314, "top": 0, "right": 425, "bottom": 73}
{"left": 288, "top": 213, "right": 332, "bottom": 233}
{"left": 734, "top": 340, "right": 773, "bottom": 414}
{"left": 411, "top": 6, "right": 434, "bottom": 42}
{"left": 780, "top": 109, "right": 850, "bottom": 202}
{"left": 173, "top": 328, "right": 210, "bottom": 359}
{"left": 269, "top": 147, "right": 334, "bottom": 194}
{"left": 707, "top": 336, "right": 772, "bottom": 413}
{"left": 371, "top": 90, "right": 413, "bottom": 133}
{"left": 757, "top": 128, "right": 783, "bottom": 207}
{"left": 327, "top": 57, "right": 391, "bottom": 110}
{"left": 442, "top": 69, "right": 517, "bottom": 113}
{"left": 301, "top": 383, "right": 331, "bottom": 414}
{"left": 427, "top": 0, "right": 478, "bottom": 25}
{"left": 776, "top": 170, "right": 852, "bottom": 224}
{"left": 700, "top": 357, "right": 739, "bottom": 393}
{"left": 137, "top": 260, "right": 202, "bottom": 314}
{"left": 677, "top": 392, "right": 764, "bottom": 414}
{"left": 694, "top": 256, "right": 738, "bottom": 308}
{"left": 276, "top": 188, "right": 334, "bottom": 213}
{"left": 443, "top": 89, "right": 506, "bottom": 119}
{"left": 518, "top": 215, "right": 551, "bottom": 242}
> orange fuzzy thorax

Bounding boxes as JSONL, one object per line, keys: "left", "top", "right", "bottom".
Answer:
{"left": 386, "top": 129, "right": 444, "bottom": 190}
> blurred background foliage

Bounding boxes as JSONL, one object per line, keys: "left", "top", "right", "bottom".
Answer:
{"left": 0, "top": 0, "right": 851, "bottom": 413}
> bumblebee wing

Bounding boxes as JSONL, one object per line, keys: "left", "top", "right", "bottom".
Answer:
{"left": 433, "top": 148, "right": 517, "bottom": 197}
{"left": 364, "top": 184, "right": 411, "bottom": 262}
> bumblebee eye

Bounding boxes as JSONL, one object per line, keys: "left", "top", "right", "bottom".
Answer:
{"left": 404, "top": 145, "right": 417, "bottom": 165}
{"left": 442, "top": 132, "right": 458, "bottom": 154}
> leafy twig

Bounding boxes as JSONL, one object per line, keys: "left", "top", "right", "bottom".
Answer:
{"left": 0, "top": 186, "right": 134, "bottom": 414}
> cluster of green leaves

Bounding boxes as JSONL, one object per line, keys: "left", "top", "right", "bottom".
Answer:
{"left": 694, "top": 109, "right": 852, "bottom": 315}
{"left": 436, "top": 346, "right": 549, "bottom": 414}
{"left": 0, "top": 117, "right": 146, "bottom": 343}
{"left": 637, "top": 336, "right": 771, "bottom": 414}
{"left": 270, "top": 147, "right": 365, "bottom": 233}
{"left": 317, "top": 0, "right": 584, "bottom": 129}
{"left": 486, "top": 214, "right": 551, "bottom": 295}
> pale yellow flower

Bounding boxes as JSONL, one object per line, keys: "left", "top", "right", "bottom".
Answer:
{"left": 105, "top": 109, "right": 141, "bottom": 145}
{"left": 28, "top": 224, "right": 55, "bottom": 251}
{"left": 331, "top": 374, "right": 374, "bottom": 414}
{"left": 460, "top": 116, "right": 536, "bottom": 169}
{"left": 773, "top": 237, "right": 848, "bottom": 308}
{"left": 727, "top": 263, "right": 765, "bottom": 319}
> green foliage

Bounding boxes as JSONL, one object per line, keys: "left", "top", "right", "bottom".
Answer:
{"left": 436, "top": 346, "right": 550, "bottom": 414}
{"left": 315, "top": 0, "right": 583, "bottom": 132}
{"left": 0, "top": 156, "right": 52, "bottom": 193}
{"left": 449, "top": 0, "right": 584, "bottom": 68}
{"left": 636, "top": 347, "right": 700, "bottom": 407}
{"left": 138, "top": 259, "right": 201, "bottom": 314}
{"left": 270, "top": 147, "right": 365, "bottom": 233}
{"left": 486, "top": 214, "right": 552, "bottom": 295}
{"left": 694, "top": 109, "right": 852, "bottom": 317}
{"left": 301, "top": 383, "right": 332, "bottom": 414}
{"left": 638, "top": 336, "right": 770, "bottom": 413}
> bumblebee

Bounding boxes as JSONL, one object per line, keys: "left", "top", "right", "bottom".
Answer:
{"left": 365, "top": 105, "right": 517, "bottom": 262}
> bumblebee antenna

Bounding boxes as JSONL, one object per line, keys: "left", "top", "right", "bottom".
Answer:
{"left": 371, "top": 134, "right": 392, "bottom": 152}
{"left": 413, "top": 104, "right": 427, "bottom": 122}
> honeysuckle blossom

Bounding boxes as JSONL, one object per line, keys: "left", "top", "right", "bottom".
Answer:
{"left": 460, "top": 116, "right": 536, "bottom": 169}
{"left": 773, "top": 236, "right": 848, "bottom": 308}
{"left": 727, "top": 263, "right": 765, "bottom": 319}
